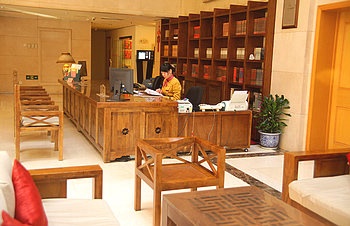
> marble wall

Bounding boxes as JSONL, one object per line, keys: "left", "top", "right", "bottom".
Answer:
{"left": 271, "top": 0, "right": 347, "bottom": 151}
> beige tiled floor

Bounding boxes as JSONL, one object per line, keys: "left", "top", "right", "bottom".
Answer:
{"left": 1, "top": 94, "right": 305, "bottom": 226}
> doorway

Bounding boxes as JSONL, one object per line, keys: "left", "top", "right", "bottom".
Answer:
{"left": 307, "top": 3, "right": 350, "bottom": 150}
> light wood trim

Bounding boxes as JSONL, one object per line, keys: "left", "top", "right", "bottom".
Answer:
{"left": 282, "top": 149, "right": 349, "bottom": 204}
{"left": 29, "top": 165, "right": 103, "bottom": 199}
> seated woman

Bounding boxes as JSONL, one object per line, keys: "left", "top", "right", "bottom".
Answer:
{"left": 156, "top": 63, "right": 182, "bottom": 100}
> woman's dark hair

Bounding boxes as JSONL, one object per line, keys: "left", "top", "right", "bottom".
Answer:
{"left": 160, "top": 63, "right": 175, "bottom": 73}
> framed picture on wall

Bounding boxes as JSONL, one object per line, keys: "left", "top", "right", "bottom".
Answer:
{"left": 282, "top": 0, "right": 299, "bottom": 29}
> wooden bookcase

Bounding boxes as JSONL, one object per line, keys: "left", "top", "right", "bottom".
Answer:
{"left": 160, "top": 1, "right": 276, "bottom": 140}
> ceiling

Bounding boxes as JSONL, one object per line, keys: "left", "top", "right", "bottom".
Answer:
{"left": 0, "top": 4, "right": 161, "bottom": 30}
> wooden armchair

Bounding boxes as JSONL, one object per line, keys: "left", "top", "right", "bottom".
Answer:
{"left": 14, "top": 84, "right": 63, "bottom": 161}
{"left": 134, "top": 137, "right": 226, "bottom": 226}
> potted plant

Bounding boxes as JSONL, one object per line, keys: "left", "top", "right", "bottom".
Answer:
{"left": 255, "top": 94, "right": 291, "bottom": 149}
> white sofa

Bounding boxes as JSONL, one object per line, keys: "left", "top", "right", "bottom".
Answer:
{"left": 0, "top": 151, "right": 120, "bottom": 225}
{"left": 282, "top": 150, "right": 350, "bottom": 226}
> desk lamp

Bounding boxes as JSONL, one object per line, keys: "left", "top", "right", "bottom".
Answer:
{"left": 56, "top": 52, "right": 75, "bottom": 77}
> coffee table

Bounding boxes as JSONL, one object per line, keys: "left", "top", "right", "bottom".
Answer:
{"left": 162, "top": 186, "right": 326, "bottom": 225}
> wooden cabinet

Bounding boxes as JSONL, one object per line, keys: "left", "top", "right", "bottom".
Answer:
{"left": 178, "top": 111, "right": 252, "bottom": 150}
{"left": 160, "top": 1, "right": 275, "bottom": 141}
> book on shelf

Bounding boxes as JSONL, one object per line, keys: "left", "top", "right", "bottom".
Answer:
{"left": 251, "top": 69, "right": 257, "bottom": 84}
{"left": 182, "top": 64, "right": 187, "bottom": 76}
{"left": 173, "top": 29, "right": 179, "bottom": 39}
{"left": 163, "top": 45, "right": 169, "bottom": 56}
{"left": 191, "top": 64, "right": 199, "bottom": 77}
{"left": 253, "top": 17, "right": 266, "bottom": 35}
{"left": 233, "top": 67, "right": 243, "bottom": 83}
{"left": 236, "top": 48, "right": 245, "bottom": 60}
{"left": 220, "top": 48, "right": 228, "bottom": 59}
{"left": 250, "top": 68, "right": 263, "bottom": 85}
{"left": 165, "top": 30, "right": 170, "bottom": 38}
{"left": 172, "top": 45, "right": 178, "bottom": 57}
{"left": 194, "top": 48, "right": 199, "bottom": 58}
{"left": 253, "top": 47, "right": 264, "bottom": 60}
{"left": 206, "top": 48, "right": 212, "bottom": 58}
{"left": 238, "top": 67, "right": 244, "bottom": 83}
{"left": 256, "top": 69, "right": 263, "bottom": 86}
{"left": 216, "top": 66, "right": 227, "bottom": 81}
{"left": 235, "top": 20, "right": 246, "bottom": 35}
{"left": 223, "top": 22, "right": 229, "bottom": 36}
{"left": 203, "top": 65, "right": 212, "bottom": 79}
{"left": 193, "top": 26, "right": 200, "bottom": 38}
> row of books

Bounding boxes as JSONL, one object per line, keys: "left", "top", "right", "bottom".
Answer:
{"left": 193, "top": 26, "right": 200, "bottom": 38}
{"left": 164, "top": 17, "right": 264, "bottom": 40}
{"left": 233, "top": 67, "right": 244, "bottom": 83}
{"left": 164, "top": 29, "right": 179, "bottom": 39}
{"left": 183, "top": 63, "right": 228, "bottom": 81}
{"left": 223, "top": 22, "right": 229, "bottom": 36}
{"left": 192, "top": 64, "right": 199, "bottom": 77}
{"left": 163, "top": 45, "right": 178, "bottom": 57}
{"left": 182, "top": 64, "right": 262, "bottom": 85}
{"left": 250, "top": 69, "right": 263, "bottom": 85}
{"left": 167, "top": 47, "right": 262, "bottom": 60}
{"left": 236, "top": 48, "right": 245, "bottom": 60}
{"left": 203, "top": 65, "right": 211, "bottom": 79}
{"left": 235, "top": 20, "right": 247, "bottom": 35}
{"left": 253, "top": 17, "right": 266, "bottom": 35}
{"left": 253, "top": 47, "right": 264, "bottom": 61}
{"left": 220, "top": 48, "right": 228, "bottom": 59}
{"left": 216, "top": 66, "right": 227, "bottom": 81}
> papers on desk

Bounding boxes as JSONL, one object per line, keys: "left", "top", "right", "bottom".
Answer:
{"left": 144, "top": 88, "right": 163, "bottom": 96}
{"left": 230, "top": 90, "right": 248, "bottom": 103}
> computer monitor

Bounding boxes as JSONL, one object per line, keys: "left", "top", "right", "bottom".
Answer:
{"left": 136, "top": 50, "right": 154, "bottom": 60}
{"left": 109, "top": 68, "right": 134, "bottom": 95}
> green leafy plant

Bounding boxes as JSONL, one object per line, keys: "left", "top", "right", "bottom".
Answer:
{"left": 255, "top": 94, "right": 291, "bottom": 133}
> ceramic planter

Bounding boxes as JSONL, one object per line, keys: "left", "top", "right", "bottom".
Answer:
{"left": 259, "top": 131, "right": 281, "bottom": 149}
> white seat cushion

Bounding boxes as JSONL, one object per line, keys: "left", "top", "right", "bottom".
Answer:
{"left": 42, "top": 199, "right": 119, "bottom": 226}
{"left": 0, "top": 151, "right": 15, "bottom": 224}
{"left": 289, "top": 174, "right": 350, "bottom": 225}
{"left": 22, "top": 116, "right": 60, "bottom": 126}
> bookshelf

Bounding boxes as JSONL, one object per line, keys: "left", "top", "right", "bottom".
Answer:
{"left": 160, "top": 1, "right": 276, "bottom": 141}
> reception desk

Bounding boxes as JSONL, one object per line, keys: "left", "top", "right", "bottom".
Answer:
{"left": 59, "top": 80, "right": 178, "bottom": 162}
{"left": 59, "top": 80, "right": 252, "bottom": 162}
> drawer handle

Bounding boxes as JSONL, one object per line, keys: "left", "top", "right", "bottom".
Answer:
{"left": 122, "top": 128, "right": 129, "bottom": 135}
{"left": 155, "top": 127, "right": 161, "bottom": 134}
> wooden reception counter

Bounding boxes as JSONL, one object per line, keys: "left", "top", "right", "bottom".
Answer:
{"left": 59, "top": 80, "right": 178, "bottom": 162}
{"left": 59, "top": 80, "right": 252, "bottom": 162}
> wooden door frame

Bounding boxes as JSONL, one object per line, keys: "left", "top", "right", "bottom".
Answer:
{"left": 306, "top": 2, "right": 350, "bottom": 150}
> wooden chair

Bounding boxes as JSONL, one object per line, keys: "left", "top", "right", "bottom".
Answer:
{"left": 14, "top": 84, "right": 63, "bottom": 161}
{"left": 134, "top": 136, "right": 226, "bottom": 226}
